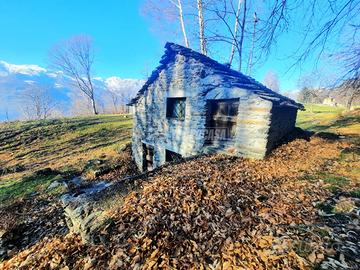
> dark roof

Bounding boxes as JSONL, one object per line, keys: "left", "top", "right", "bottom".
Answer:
{"left": 128, "top": 43, "right": 304, "bottom": 109}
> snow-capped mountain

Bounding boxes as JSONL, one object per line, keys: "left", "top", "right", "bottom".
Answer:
{"left": 0, "top": 60, "right": 47, "bottom": 76}
{"left": 0, "top": 61, "right": 144, "bottom": 121}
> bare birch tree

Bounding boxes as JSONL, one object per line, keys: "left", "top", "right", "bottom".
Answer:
{"left": 176, "top": 0, "right": 190, "bottom": 47}
{"left": 197, "top": 0, "right": 207, "bottom": 54}
{"left": 146, "top": 0, "right": 358, "bottom": 77}
{"left": 290, "top": 0, "right": 360, "bottom": 108}
{"left": 143, "top": 0, "right": 190, "bottom": 47}
{"left": 237, "top": 0, "right": 247, "bottom": 71}
{"left": 246, "top": 12, "right": 258, "bottom": 76}
{"left": 4, "top": 107, "right": 9, "bottom": 122}
{"left": 229, "top": 0, "right": 242, "bottom": 66}
{"left": 340, "top": 44, "right": 360, "bottom": 108}
{"left": 49, "top": 35, "right": 98, "bottom": 115}
{"left": 203, "top": 0, "right": 286, "bottom": 72}
{"left": 108, "top": 91, "right": 120, "bottom": 114}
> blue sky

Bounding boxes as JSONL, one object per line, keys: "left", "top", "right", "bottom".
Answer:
{"left": 0, "top": 0, "right": 344, "bottom": 92}
{"left": 0, "top": 0, "right": 163, "bottom": 79}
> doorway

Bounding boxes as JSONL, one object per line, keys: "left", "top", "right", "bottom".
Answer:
{"left": 142, "top": 143, "right": 154, "bottom": 171}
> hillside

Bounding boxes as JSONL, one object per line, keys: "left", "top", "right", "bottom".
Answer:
{"left": 0, "top": 115, "right": 135, "bottom": 204}
{"left": 0, "top": 105, "right": 359, "bottom": 269}
{"left": 297, "top": 104, "right": 360, "bottom": 135}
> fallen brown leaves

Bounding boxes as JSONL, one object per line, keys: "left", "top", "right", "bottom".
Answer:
{"left": 0, "top": 196, "right": 67, "bottom": 261}
{"left": 93, "top": 144, "right": 139, "bottom": 182}
{"left": 2, "top": 136, "right": 356, "bottom": 269}
{"left": 1, "top": 234, "right": 110, "bottom": 270}
{"left": 103, "top": 137, "right": 344, "bottom": 269}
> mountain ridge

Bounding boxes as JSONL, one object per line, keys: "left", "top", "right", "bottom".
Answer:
{"left": 0, "top": 60, "right": 144, "bottom": 121}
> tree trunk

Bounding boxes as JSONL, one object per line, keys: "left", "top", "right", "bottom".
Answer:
{"left": 238, "top": 0, "right": 247, "bottom": 72}
{"left": 5, "top": 108, "right": 9, "bottom": 122}
{"left": 229, "top": 0, "right": 242, "bottom": 65}
{"left": 177, "top": 0, "right": 190, "bottom": 47}
{"left": 247, "top": 12, "right": 258, "bottom": 76}
{"left": 346, "top": 93, "right": 355, "bottom": 110}
{"left": 91, "top": 97, "right": 98, "bottom": 115}
{"left": 197, "top": 0, "right": 207, "bottom": 55}
{"left": 113, "top": 102, "right": 118, "bottom": 114}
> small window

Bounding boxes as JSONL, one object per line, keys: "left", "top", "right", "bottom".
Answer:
{"left": 166, "top": 97, "right": 186, "bottom": 120}
{"left": 165, "top": 149, "right": 183, "bottom": 163}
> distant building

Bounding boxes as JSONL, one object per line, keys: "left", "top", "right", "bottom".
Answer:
{"left": 323, "top": 97, "right": 338, "bottom": 106}
{"left": 128, "top": 43, "right": 303, "bottom": 171}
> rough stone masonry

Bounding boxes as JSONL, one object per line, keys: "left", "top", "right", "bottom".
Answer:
{"left": 128, "top": 43, "right": 303, "bottom": 172}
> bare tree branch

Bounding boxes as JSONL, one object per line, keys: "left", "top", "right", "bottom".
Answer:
{"left": 19, "top": 85, "right": 57, "bottom": 120}
{"left": 49, "top": 35, "right": 98, "bottom": 115}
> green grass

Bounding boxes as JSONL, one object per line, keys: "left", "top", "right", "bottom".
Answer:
{"left": 296, "top": 104, "right": 344, "bottom": 130}
{"left": 350, "top": 188, "right": 360, "bottom": 198}
{"left": 324, "top": 175, "right": 349, "bottom": 187}
{"left": 0, "top": 172, "right": 60, "bottom": 204}
{"left": 302, "top": 172, "right": 352, "bottom": 193}
{"left": 0, "top": 114, "right": 133, "bottom": 205}
{"left": 296, "top": 104, "right": 360, "bottom": 134}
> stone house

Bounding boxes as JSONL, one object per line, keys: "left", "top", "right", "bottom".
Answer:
{"left": 322, "top": 97, "right": 338, "bottom": 107}
{"left": 128, "top": 43, "right": 304, "bottom": 172}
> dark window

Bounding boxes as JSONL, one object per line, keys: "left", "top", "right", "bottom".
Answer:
{"left": 165, "top": 149, "right": 183, "bottom": 163}
{"left": 142, "top": 143, "right": 154, "bottom": 171}
{"left": 211, "top": 99, "right": 239, "bottom": 117}
{"left": 166, "top": 98, "right": 186, "bottom": 119}
{"left": 205, "top": 99, "right": 239, "bottom": 144}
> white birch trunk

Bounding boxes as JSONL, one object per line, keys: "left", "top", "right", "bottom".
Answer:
{"left": 197, "top": 0, "right": 207, "bottom": 55}
{"left": 238, "top": 0, "right": 247, "bottom": 72}
{"left": 247, "top": 12, "right": 258, "bottom": 76}
{"left": 177, "top": 0, "right": 190, "bottom": 47}
{"left": 229, "top": 0, "right": 242, "bottom": 65}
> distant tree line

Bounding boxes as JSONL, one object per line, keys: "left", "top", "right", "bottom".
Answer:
{"left": 297, "top": 79, "right": 360, "bottom": 108}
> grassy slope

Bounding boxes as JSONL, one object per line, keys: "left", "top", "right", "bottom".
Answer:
{"left": 296, "top": 104, "right": 360, "bottom": 195}
{"left": 0, "top": 114, "right": 132, "bottom": 204}
{"left": 296, "top": 104, "right": 360, "bottom": 134}
{"left": 1, "top": 104, "right": 359, "bottom": 205}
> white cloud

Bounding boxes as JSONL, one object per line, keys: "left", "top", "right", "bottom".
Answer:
{"left": 54, "top": 83, "right": 63, "bottom": 88}
{"left": 24, "top": 80, "right": 36, "bottom": 85}
{"left": 105, "top": 76, "right": 144, "bottom": 93}
{"left": 0, "top": 60, "right": 47, "bottom": 76}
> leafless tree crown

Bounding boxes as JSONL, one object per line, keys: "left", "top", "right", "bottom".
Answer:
{"left": 49, "top": 35, "right": 98, "bottom": 115}
{"left": 20, "top": 85, "right": 58, "bottom": 120}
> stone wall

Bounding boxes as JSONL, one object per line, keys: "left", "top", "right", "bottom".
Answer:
{"left": 132, "top": 53, "right": 297, "bottom": 171}
{"left": 266, "top": 106, "right": 298, "bottom": 152}
{"left": 132, "top": 54, "right": 209, "bottom": 171}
